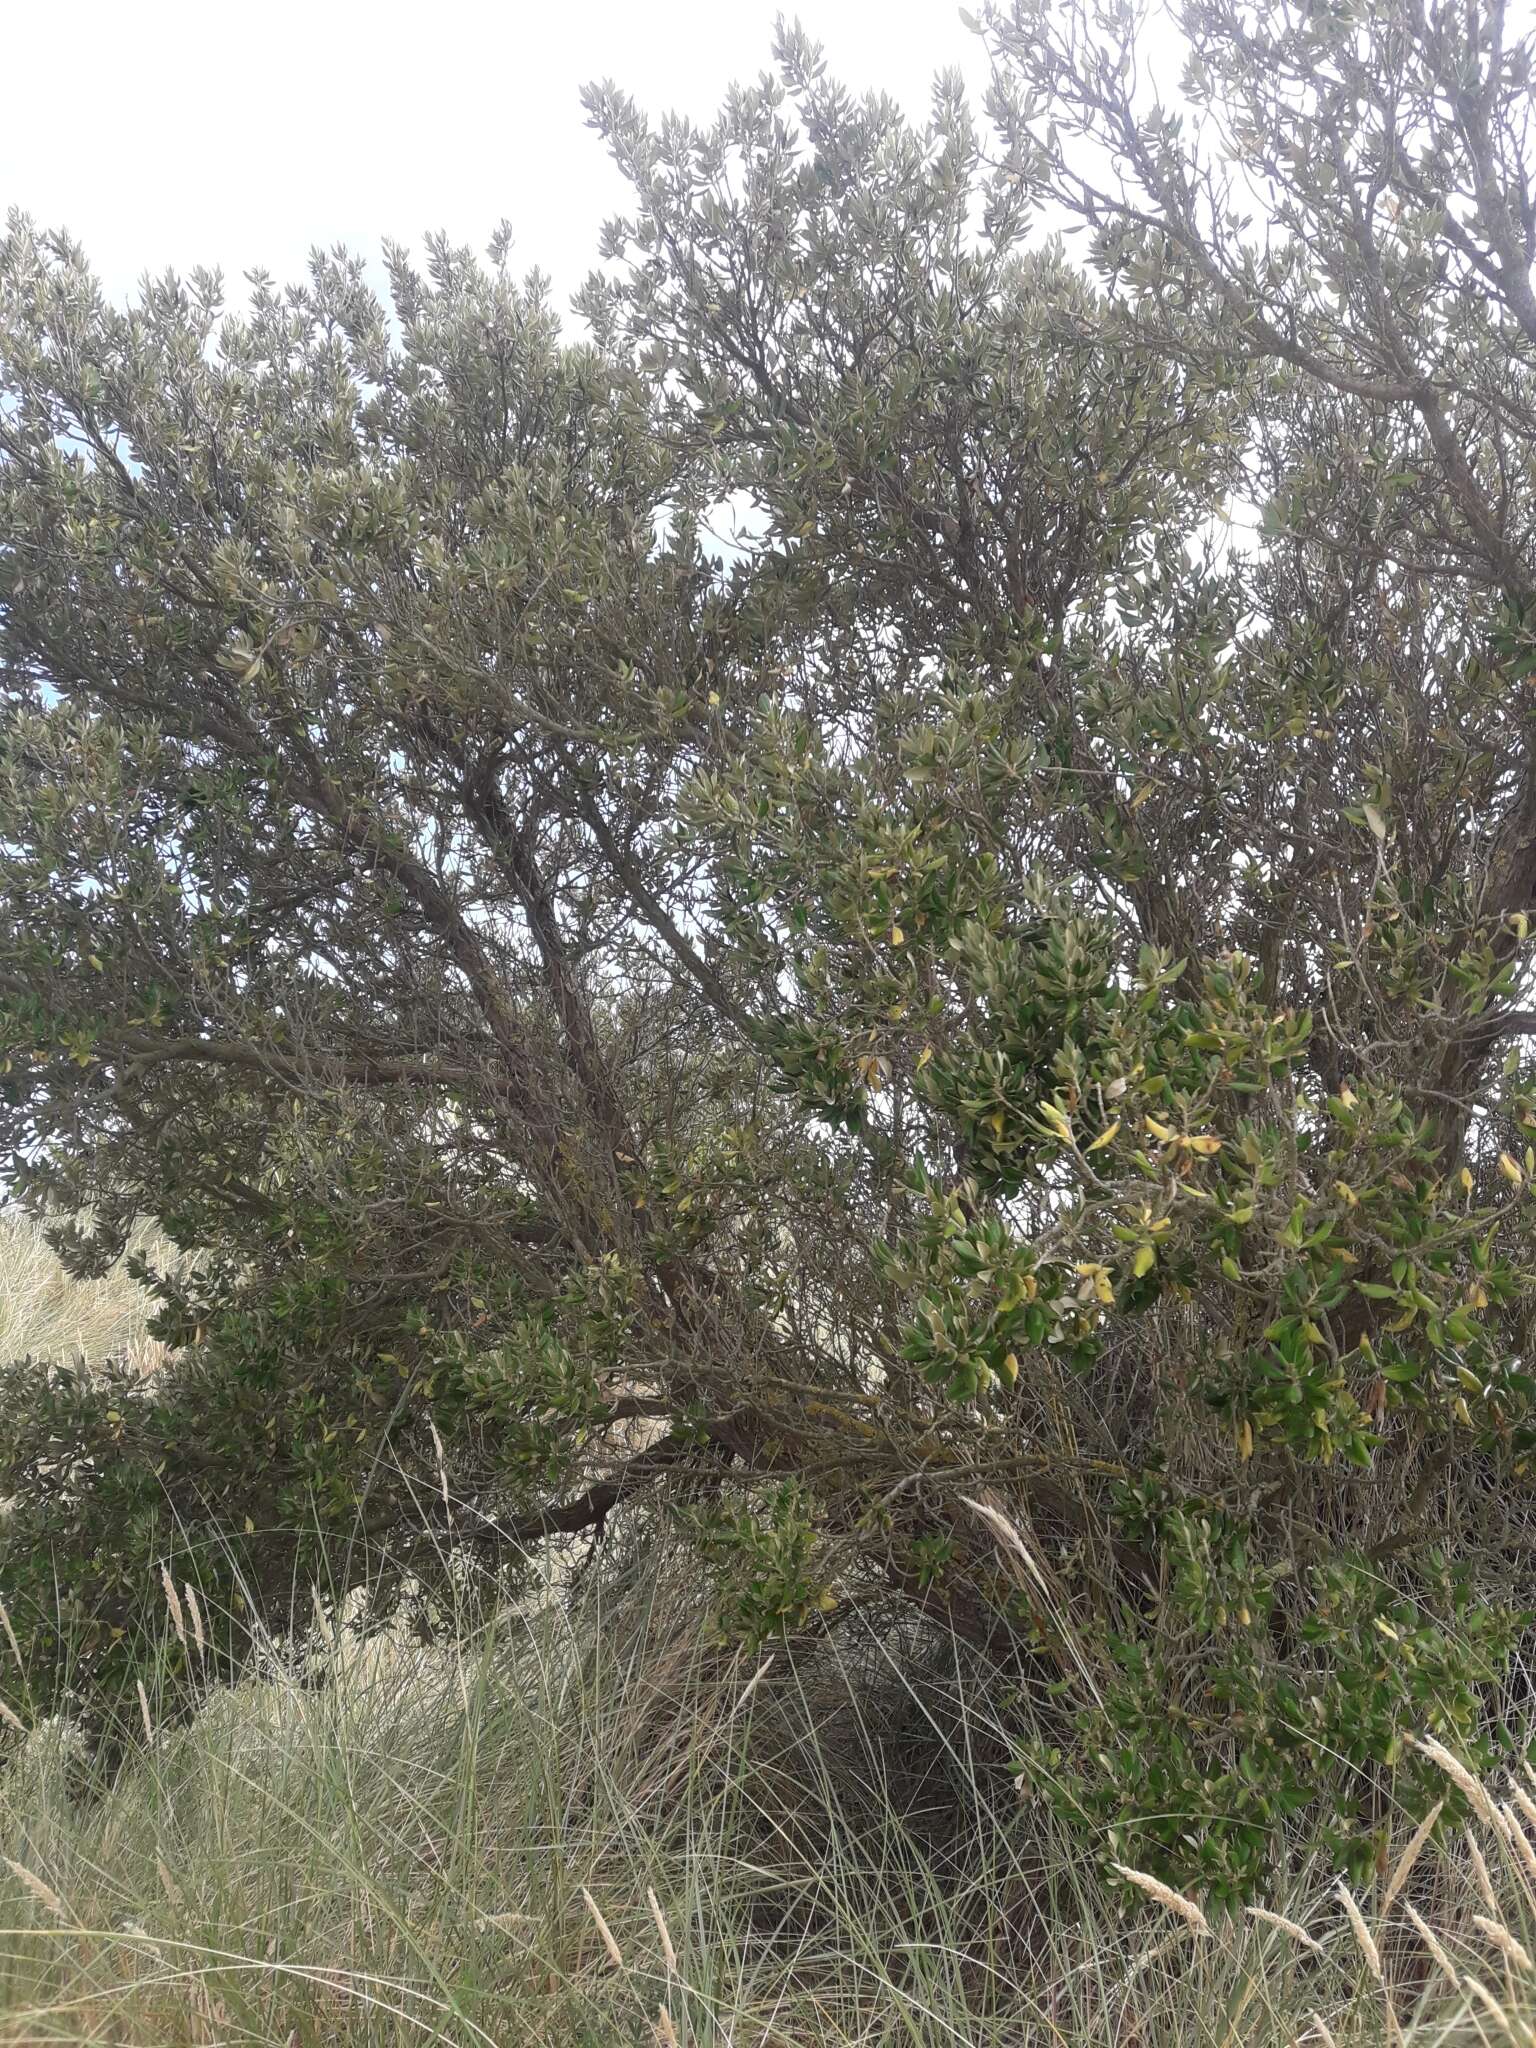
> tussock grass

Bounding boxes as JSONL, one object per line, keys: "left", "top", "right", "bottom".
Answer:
{"left": 4, "top": 1570, "right": 1536, "bottom": 2047}
{"left": 5, "top": 1228, "right": 1536, "bottom": 2043}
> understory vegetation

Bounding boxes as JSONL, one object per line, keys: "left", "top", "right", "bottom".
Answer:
{"left": 3, "top": 1410, "right": 1536, "bottom": 2045}
{"left": 0, "top": 1229, "right": 1535, "bottom": 2048}
{"left": 5, "top": 0, "right": 1536, "bottom": 2029}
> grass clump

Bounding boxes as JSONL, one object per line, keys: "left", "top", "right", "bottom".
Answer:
{"left": 1, "top": 1219, "right": 1536, "bottom": 2044}
{"left": 1, "top": 1557, "right": 1536, "bottom": 2047}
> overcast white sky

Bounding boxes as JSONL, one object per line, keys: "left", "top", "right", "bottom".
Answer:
{"left": 2, "top": 0, "right": 990, "bottom": 316}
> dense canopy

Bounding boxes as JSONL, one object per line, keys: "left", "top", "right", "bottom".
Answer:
{"left": 3, "top": 0, "right": 1536, "bottom": 1896}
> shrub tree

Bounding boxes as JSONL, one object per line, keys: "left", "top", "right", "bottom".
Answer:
{"left": 2, "top": 0, "right": 1536, "bottom": 1898}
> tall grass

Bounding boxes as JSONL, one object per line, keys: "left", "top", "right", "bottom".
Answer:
{"left": 3, "top": 1562, "right": 1536, "bottom": 2046}
{"left": 0, "top": 1209, "right": 170, "bottom": 1375}
{"left": 4, "top": 1225, "right": 1536, "bottom": 2044}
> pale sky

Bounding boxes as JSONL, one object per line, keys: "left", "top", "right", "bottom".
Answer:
{"left": 2, "top": 0, "right": 990, "bottom": 316}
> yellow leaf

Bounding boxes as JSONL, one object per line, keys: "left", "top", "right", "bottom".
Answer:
{"left": 1132, "top": 1243, "right": 1156, "bottom": 1279}
{"left": 1362, "top": 801, "right": 1388, "bottom": 842}
{"left": 999, "top": 1351, "right": 1020, "bottom": 1387}
{"left": 1498, "top": 1150, "right": 1524, "bottom": 1187}
{"left": 1236, "top": 1418, "right": 1254, "bottom": 1461}
{"left": 915, "top": 1044, "right": 933, "bottom": 1071}
{"left": 1334, "top": 1180, "right": 1358, "bottom": 1206}
{"left": 1086, "top": 1118, "right": 1121, "bottom": 1152}
{"left": 1040, "top": 1102, "right": 1074, "bottom": 1139}
{"left": 816, "top": 1590, "right": 838, "bottom": 1614}
{"left": 988, "top": 1111, "right": 1006, "bottom": 1136}
{"left": 1459, "top": 1166, "right": 1474, "bottom": 1194}
{"left": 889, "top": 924, "right": 905, "bottom": 946}
{"left": 1184, "top": 1134, "right": 1223, "bottom": 1156}
{"left": 1144, "top": 1115, "right": 1177, "bottom": 1143}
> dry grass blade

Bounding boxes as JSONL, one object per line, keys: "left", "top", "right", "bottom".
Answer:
{"left": 961, "top": 1491, "right": 1104, "bottom": 1706}
{"left": 1118, "top": 1928, "right": 1187, "bottom": 1984}
{"left": 0, "top": 1211, "right": 172, "bottom": 1373}
{"left": 959, "top": 1493, "right": 1053, "bottom": 1598}
{"left": 309, "top": 1584, "right": 333, "bottom": 1649}
{"left": 0, "top": 1695, "right": 24, "bottom": 1734}
{"left": 0, "top": 1595, "right": 21, "bottom": 1670}
{"left": 654, "top": 2008, "right": 680, "bottom": 2048}
{"left": 728, "top": 1654, "right": 776, "bottom": 1719}
{"left": 428, "top": 1416, "right": 451, "bottom": 1518}
{"left": 1301, "top": 2011, "right": 1340, "bottom": 2048}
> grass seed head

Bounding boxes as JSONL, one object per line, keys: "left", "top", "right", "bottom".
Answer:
{"left": 159, "top": 1565, "right": 187, "bottom": 1646}
{"left": 581, "top": 1885, "right": 625, "bottom": 1970}
{"left": 1245, "top": 1904, "right": 1324, "bottom": 1954}
{"left": 1335, "top": 1881, "right": 1383, "bottom": 1982}
{"left": 1110, "top": 1863, "right": 1211, "bottom": 1935}
{"left": 1412, "top": 1734, "right": 1499, "bottom": 1828}
{"left": 647, "top": 1886, "right": 679, "bottom": 1973}
{"left": 1474, "top": 1914, "right": 1535, "bottom": 1974}
{"left": 1383, "top": 1798, "right": 1443, "bottom": 1912}
{"left": 4, "top": 1858, "right": 69, "bottom": 1924}
{"left": 1403, "top": 1901, "right": 1460, "bottom": 1988}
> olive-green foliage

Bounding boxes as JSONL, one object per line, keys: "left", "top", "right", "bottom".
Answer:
{"left": 3, "top": 0, "right": 1536, "bottom": 1900}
